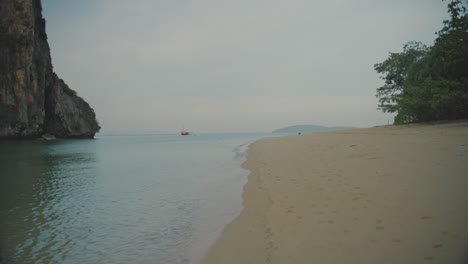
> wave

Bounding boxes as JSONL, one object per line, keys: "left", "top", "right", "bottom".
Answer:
{"left": 232, "top": 141, "right": 253, "bottom": 162}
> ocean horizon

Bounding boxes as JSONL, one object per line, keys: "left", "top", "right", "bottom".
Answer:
{"left": 0, "top": 133, "right": 283, "bottom": 264}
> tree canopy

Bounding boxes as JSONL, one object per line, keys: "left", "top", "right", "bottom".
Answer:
{"left": 375, "top": 0, "right": 468, "bottom": 124}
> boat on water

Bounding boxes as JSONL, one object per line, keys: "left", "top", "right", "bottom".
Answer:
{"left": 180, "top": 126, "right": 190, "bottom": 135}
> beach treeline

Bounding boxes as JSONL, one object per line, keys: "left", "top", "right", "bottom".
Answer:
{"left": 375, "top": 0, "right": 468, "bottom": 124}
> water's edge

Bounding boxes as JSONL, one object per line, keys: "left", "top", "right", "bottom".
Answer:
{"left": 188, "top": 140, "right": 256, "bottom": 264}
{"left": 0, "top": 134, "right": 289, "bottom": 263}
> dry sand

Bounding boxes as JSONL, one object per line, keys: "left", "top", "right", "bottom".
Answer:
{"left": 203, "top": 122, "right": 468, "bottom": 264}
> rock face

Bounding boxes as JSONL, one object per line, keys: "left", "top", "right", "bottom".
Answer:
{"left": 0, "top": 0, "right": 100, "bottom": 138}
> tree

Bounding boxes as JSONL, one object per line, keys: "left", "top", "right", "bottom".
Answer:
{"left": 375, "top": 0, "right": 468, "bottom": 124}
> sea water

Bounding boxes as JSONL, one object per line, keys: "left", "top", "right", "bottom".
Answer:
{"left": 0, "top": 133, "right": 273, "bottom": 264}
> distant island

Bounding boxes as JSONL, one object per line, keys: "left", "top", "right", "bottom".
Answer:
{"left": 273, "top": 125, "right": 354, "bottom": 134}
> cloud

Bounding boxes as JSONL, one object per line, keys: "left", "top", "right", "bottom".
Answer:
{"left": 42, "top": 0, "right": 446, "bottom": 133}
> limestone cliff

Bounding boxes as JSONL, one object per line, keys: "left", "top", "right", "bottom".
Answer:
{"left": 0, "top": 0, "right": 100, "bottom": 138}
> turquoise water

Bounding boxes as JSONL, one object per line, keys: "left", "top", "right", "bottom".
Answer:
{"left": 0, "top": 133, "right": 272, "bottom": 264}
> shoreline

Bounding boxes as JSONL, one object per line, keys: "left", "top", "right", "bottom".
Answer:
{"left": 203, "top": 122, "right": 468, "bottom": 264}
{"left": 186, "top": 135, "right": 271, "bottom": 264}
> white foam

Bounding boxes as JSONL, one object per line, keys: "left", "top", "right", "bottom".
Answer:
{"left": 232, "top": 141, "right": 254, "bottom": 163}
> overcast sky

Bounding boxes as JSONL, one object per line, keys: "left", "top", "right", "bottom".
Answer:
{"left": 42, "top": 0, "right": 447, "bottom": 133}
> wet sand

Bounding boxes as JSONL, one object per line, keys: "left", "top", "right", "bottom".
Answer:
{"left": 204, "top": 122, "right": 468, "bottom": 264}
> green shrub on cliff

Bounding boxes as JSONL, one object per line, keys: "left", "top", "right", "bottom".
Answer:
{"left": 375, "top": 0, "right": 468, "bottom": 124}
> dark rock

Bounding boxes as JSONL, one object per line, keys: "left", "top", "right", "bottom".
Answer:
{"left": 0, "top": 0, "right": 100, "bottom": 139}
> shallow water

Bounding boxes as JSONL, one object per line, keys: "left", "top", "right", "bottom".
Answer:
{"left": 0, "top": 133, "right": 272, "bottom": 264}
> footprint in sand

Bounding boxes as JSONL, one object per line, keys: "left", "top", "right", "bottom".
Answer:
{"left": 440, "top": 231, "right": 459, "bottom": 239}
{"left": 432, "top": 243, "right": 443, "bottom": 249}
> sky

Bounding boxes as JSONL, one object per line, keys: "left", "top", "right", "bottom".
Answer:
{"left": 41, "top": 0, "right": 447, "bottom": 133}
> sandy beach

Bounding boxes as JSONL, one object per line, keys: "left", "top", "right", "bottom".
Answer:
{"left": 204, "top": 122, "right": 468, "bottom": 264}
